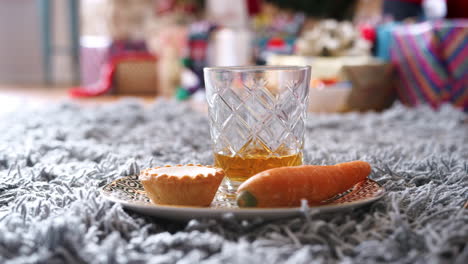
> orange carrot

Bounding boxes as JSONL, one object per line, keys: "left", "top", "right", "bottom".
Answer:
{"left": 236, "top": 161, "right": 371, "bottom": 208}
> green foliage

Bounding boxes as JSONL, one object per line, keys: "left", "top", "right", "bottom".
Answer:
{"left": 175, "top": 86, "right": 191, "bottom": 101}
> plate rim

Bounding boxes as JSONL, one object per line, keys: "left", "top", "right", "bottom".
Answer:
{"left": 100, "top": 177, "right": 386, "bottom": 214}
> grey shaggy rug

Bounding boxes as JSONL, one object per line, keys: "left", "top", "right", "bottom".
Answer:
{"left": 0, "top": 100, "right": 467, "bottom": 264}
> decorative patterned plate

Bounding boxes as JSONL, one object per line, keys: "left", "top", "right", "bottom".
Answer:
{"left": 100, "top": 175, "right": 385, "bottom": 221}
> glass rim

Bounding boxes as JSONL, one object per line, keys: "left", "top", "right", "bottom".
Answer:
{"left": 204, "top": 65, "right": 310, "bottom": 72}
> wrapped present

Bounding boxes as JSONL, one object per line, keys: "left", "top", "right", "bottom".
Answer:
{"left": 70, "top": 54, "right": 157, "bottom": 97}
{"left": 71, "top": 38, "right": 154, "bottom": 97}
{"left": 108, "top": 40, "right": 148, "bottom": 59}
{"left": 80, "top": 36, "right": 111, "bottom": 87}
{"left": 114, "top": 55, "right": 158, "bottom": 95}
{"left": 434, "top": 20, "right": 468, "bottom": 109}
{"left": 343, "top": 63, "right": 395, "bottom": 111}
{"left": 79, "top": 38, "right": 149, "bottom": 89}
{"left": 376, "top": 22, "right": 399, "bottom": 61}
{"left": 390, "top": 20, "right": 468, "bottom": 111}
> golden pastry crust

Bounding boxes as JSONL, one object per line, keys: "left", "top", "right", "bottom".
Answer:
{"left": 139, "top": 164, "right": 224, "bottom": 207}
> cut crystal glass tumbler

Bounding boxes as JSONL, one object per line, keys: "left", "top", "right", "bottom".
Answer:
{"left": 204, "top": 66, "right": 311, "bottom": 190}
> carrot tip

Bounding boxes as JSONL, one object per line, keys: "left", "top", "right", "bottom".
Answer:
{"left": 236, "top": 191, "right": 257, "bottom": 208}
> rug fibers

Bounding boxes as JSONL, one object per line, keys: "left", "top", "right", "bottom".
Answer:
{"left": 0, "top": 100, "right": 467, "bottom": 264}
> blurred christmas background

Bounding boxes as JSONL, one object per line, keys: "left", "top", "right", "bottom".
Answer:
{"left": 0, "top": 0, "right": 466, "bottom": 112}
